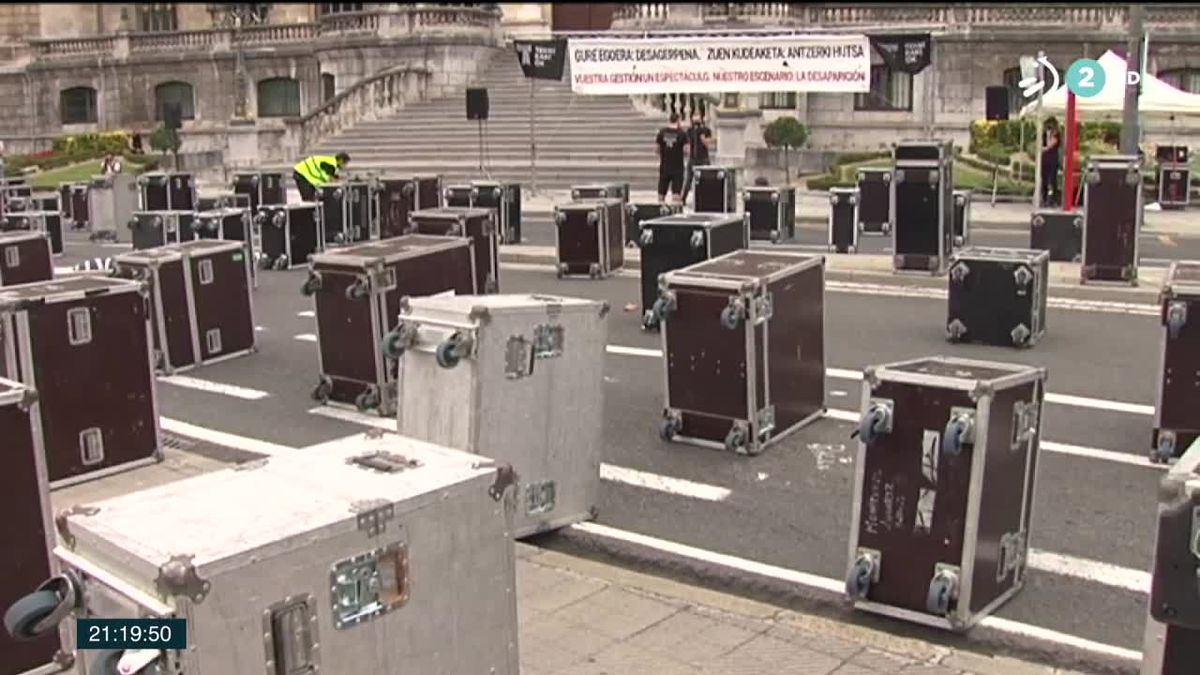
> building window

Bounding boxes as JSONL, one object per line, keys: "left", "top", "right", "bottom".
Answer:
{"left": 1159, "top": 68, "right": 1200, "bottom": 94}
{"left": 60, "top": 87, "right": 97, "bottom": 125}
{"left": 138, "top": 4, "right": 178, "bottom": 32}
{"left": 321, "top": 73, "right": 336, "bottom": 104}
{"left": 760, "top": 92, "right": 797, "bottom": 110}
{"left": 257, "top": 77, "right": 301, "bottom": 118}
{"left": 317, "top": 3, "right": 364, "bottom": 15}
{"left": 208, "top": 4, "right": 271, "bottom": 28}
{"left": 155, "top": 81, "right": 195, "bottom": 122}
{"left": 854, "top": 65, "right": 913, "bottom": 112}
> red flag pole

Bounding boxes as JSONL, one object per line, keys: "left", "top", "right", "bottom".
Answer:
{"left": 1064, "top": 89, "right": 1078, "bottom": 211}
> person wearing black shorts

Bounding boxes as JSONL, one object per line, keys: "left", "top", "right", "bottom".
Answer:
{"left": 655, "top": 114, "right": 689, "bottom": 203}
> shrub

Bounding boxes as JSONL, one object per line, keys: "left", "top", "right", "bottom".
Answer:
{"left": 763, "top": 116, "right": 808, "bottom": 182}
{"left": 51, "top": 131, "right": 131, "bottom": 157}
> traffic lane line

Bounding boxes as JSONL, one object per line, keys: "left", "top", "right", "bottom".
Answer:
{"left": 159, "top": 416, "right": 293, "bottom": 457}
{"left": 158, "top": 374, "right": 270, "bottom": 400}
{"left": 608, "top": 346, "right": 1157, "bottom": 417}
{"left": 569, "top": 522, "right": 1142, "bottom": 664}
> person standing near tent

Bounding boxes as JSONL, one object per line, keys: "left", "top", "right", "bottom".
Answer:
{"left": 293, "top": 152, "right": 349, "bottom": 202}
{"left": 1041, "top": 117, "right": 1062, "bottom": 206}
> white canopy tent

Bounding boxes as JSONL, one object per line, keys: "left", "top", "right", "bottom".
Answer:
{"left": 1020, "top": 50, "right": 1200, "bottom": 119}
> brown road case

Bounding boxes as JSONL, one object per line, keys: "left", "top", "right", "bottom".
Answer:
{"left": 68, "top": 184, "right": 89, "bottom": 230}
{"left": 1152, "top": 261, "right": 1200, "bottom": 463}
{"left": 693, "top": 166, "right": 738, "bottom": 213}
{"left": 0, "top": 231, "right": 53, "bottom": 287}
{"left": 1143, "top": 437, "right": 1200, "bottom": 674}
{"left": 946, "top": 247, "right": 1049, "bottom": 349}
{"left": 745, "top": 186, "right": 796, "bottom": 243}
{"left": 553, "top": 198, "right": 624, "bottom": 279}
{"left": 114, "top": 240, "right": 257, "bottom": 375}
{"left": 444, "top": 184, "right": 473, "bottom": 207}
{"left": 828, "top": 188, "right": 859, "bottom": 254}
{"left": 3, "top": 210, "right": 64, "bottom": 255}
{"left": 303, "top": 234, "right": 476, "bottom": 415}
{"left": 857, "top": 167, "right": 893, "bottom": 235}
{"left": 0, "top": 378, "right": 71, "bottom": 675}
{"left": 846, "top": 356, "right": 1046, "bottom": 631}
{"left": 256, "top": 203, "right": 322, "bottom": 271}
{"left": 408, "top": 207, "right": 498, "bottom": 292}
{"left": 655, "top": 249, "right": 826, "bottom": 455}
{"left": 232, "top": 171, "right": 285, "bottom": 213}
{"left": 1029, "top": 209, "right": 1082, "bottom": 262}
{"left": 1156, "top": 145, "right": 1191, "bottom": 210}
{"left": 0, "top": 277, "right": 161, "bottom": 486}
{"left": 128, "top": 210, "right": 199, "bottom": 250}
{"left": 892, "top": 140, "right": 954, "bottom": 275}
{"left": 571, "top": 182, "right": 630, "bottom": 203}
{"left": 137, "top": 171, "right": 196, "bottom": 211}
{"left": 378, "top": 175, "right": 441, "bottom": 240}
{"left": 1082, "top": 155, "right": 1142, "bottom": 285}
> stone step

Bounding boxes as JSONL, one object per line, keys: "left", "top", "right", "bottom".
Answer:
{"left": 347, "top": 120, "right": 659, "bottom": 131}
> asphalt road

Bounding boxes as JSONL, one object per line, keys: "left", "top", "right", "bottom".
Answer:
{"left": 514, "top": 211, "right": 1200, "bottom": 267}
{"left": 107, "top": 248, "right": 1167, "bottom": 673}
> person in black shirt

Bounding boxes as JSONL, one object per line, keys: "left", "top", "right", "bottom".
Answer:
{"left": 655, "top": 114, "right": 690, "bottom": 203}
{"left": 681, "top": 111, "right": 714, "bottom": 202}
{"left": 1040, "top": 117, "right": 1061, "bottom": 207}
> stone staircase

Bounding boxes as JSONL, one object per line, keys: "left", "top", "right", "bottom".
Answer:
{"left": 314, "top": 49, "right": 666, "bottom": 191}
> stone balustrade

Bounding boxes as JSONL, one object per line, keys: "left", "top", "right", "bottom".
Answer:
{"left": 292, "top": 63, "right": 432, "bottom": 155}
{"left": 27, "top": 5, "right": 501, "bottom": 61}
{"left": 612, "top": 3, "right": 1200, "bottom": 33}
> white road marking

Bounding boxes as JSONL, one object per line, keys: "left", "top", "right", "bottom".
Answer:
{"left": 824, "top": 281, "right": 1160, "bottom": 316}
{"left": 159, "top": 417, "right": 293, "bottom": 457}
{"left": 570, "top": 522, "right": 1142, "bottom": 664}
{"left": 294, "top": 333, "right": 318, "bottom": 343}
{"left": 255, "top": 326, "right": 265, "bottom": 332}
{"left": 609, "top": 347, "right": 1155, "bottom": 417}
{"left": 601, "top": 464, "right": 731, "bottom": 502}
{"left": 297, "top": 310, "right": 315, "bottom": 318}
{"left": 1025, "top": 549, "right": 1151, "bottom": 595}
{"left": 308, "top": 405, "right": 393, "bottom": 430}
{"left": 830, "top": 390, "right": 848, "bottom": 397}
{"left": 158, "top": 375, "right": 269, "bottom": 400}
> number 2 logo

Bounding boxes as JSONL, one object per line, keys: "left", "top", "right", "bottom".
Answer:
{"left": 1067, "top": 58, "right": 1106, "bottom": 98}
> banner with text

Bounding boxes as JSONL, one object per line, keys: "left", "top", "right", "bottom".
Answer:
{"left": 567, "top": 35, "right": 871, "bottom": 95}
{"left": 514, "top": 38, "right": 568, "bottom": 81}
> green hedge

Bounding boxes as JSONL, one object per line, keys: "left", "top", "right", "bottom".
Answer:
{"left": 51, "top": 131, "right": 132, "bottom": 156}
{"left": 831, "top": 151, "right": 891, "bottom": 167}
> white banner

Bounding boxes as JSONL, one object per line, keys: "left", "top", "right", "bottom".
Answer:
{"left": 567, "top": 35, "right": 871, "bottom": 95}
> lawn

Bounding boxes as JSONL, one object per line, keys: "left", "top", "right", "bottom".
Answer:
{"left": 27, "top": 159, "right": 154, "bottom": 190}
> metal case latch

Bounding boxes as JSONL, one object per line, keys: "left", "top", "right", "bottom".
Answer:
{"left": 525, "top": 480, "right": 557, "bottom": 516}
{"left": 996, "top": 531, "right": 1027, "bottom": 583}
{"left": 755, "top": 406, "right": 776, "bottom": 439}
{"left": 1167, "top": 301, "right": 1188, "bottom": 339}
{"left": 532, "top": 323, "right": 564, "bottom": 359}
{"left": 752, "top": 291, "right": 774, "bottom": 323}
{"left": 369, "top": 267, "right": 398, "bottom": 294}
{"left": 349, "top": 452, "right": 421, "bottom": 474}
{"left": 504, "top": 335, "right": 534, "bottom": 379}
{"left": 1013, "top": 265, "right": 1033, "bottom": 295}
{"left": 329, "top": 542, "right": 410, "bottom": 629}
{"left": 949, "top": 261, "right": 969, "bottom": 283}
{"left": 1010, "top": 400, "right": 1038, "bottom": 450}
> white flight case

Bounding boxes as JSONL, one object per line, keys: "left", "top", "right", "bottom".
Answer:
{"left": 392, "top": 293, "right": 609, "bottom": 539}
{"left": 17, "top": 434, "right": 520, "bottom": 675}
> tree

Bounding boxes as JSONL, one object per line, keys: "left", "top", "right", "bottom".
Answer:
{"left": 149, "top": 124, "right": 181, "bottom": 168}
{"left": 763, "top": 117, "right": 809, "bottom": 182}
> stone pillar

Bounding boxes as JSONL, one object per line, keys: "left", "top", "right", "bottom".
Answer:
{"left": 713, "top": 109, "right": 764, "bottom": 169}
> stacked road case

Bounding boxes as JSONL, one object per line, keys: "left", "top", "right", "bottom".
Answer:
{"left": 654, "top": 250, "right": 826, "bottom": 455}
{"left": 1152, "top": 261, "right": 1200, "bottom": 463}
{"left": 232, "top": 171, "right": 286, "bottom": 213}
{"left": 129, "top": 210, "right": 199, "bottom": 250}
{"left": 137, "top": 171, "right": 197, "bottom": 212}
{"left": 693, "top": 166, "right": 738, "bottom": 213}
{"left": 473, "top": 180, "right": 522, "bottom": 244}
{"left": 1143, "top": 437, "right": 1200, "bottom": 674}
{"left": 3, "top": 210, "right": 63, "bottom": 255}
{"left": 114, "top": 240, "right": 257, "bottom": 374}
{"left": 637, "top": 212, "right": 747, "bottom": 331}
{"left": 627, "top": 202, "right": 681, "bottom": 246}
{"left": 854, "top": 166, "right": 892, "bottom": 234}
{"left": 378, "top": 175, "right": 441, "bottom": 240}
{"left": 0, "top": 378, "right": 70, "bottom": 675}
{"left": 408, "top": 207, "right": 498, "bottom": 293}
{"left": 553, "top": 198, "right": 624, "bottom": 279}
{"left": 846, "top": 357, "right": 1046, "bottom": 631}
{"left": 745, "top": 186, "right": 796, "bottom": 243}
{"left": 1156, "top": 145, "right": 1191, "bottom": 209}
{"left": 6, "top": 434, "right": 521, "bottom": 675}
{"left": 0, "top": 231, "right": 53, "bottom": 287}
{"left": 572, "top": 182, "right": 629, "bottom": 203}
{"left": 444, "top": 184, "right": 472, "bottom": 208}
{"left": 892, "top": 141, "right": 954, "bottom": 275}
{"left": 828, "top": 188, "right": 859, "bottom": 254}
{"left": 0, "top": 276, "right": 161, "bottom": 486}
{"left": 393, "top": 293, "right": 608, "bottom": 538}
{"left": 256, "top": 203, "right": 322, "bottom": 271}
{"left": 304, "top": 235, "right": 477, "bottom": 415}
{"left": 946, "top": 247, "right": 1049, "bottom": 348}
{"left": 318, "top": 183, "right": 350, "bottom": 245}
{"left": 1082, "top": 155, "right": 1142, "bottom": 285}
{"left": 1029, "top": 209, "right": 1082, "bottom": 262}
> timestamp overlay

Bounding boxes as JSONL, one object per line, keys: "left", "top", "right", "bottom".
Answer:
{"left": 76, "top": 618, "right": 187, "bottom": 650}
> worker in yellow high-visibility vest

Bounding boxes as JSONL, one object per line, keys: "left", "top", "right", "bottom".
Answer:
{"left": 293, "top": 152, "right": 349, "bottom": 202}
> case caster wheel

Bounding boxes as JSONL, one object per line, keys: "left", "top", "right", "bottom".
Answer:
{"left": 659, "top": 415, "right": 681, "bottom": 441}
{"left": 853, "top": 401, "right": 893, "bottom": 445}
{"left": 3, "top": 589, "right": 63, "bottom": 641}
{"left": 724, "top": 425, "right": 748, "bottom": 454}
{"left": 300, "top": 273, "right": 322, "bottom": 296}
{"left": 640, "top": 310, "right": 659, "bottom": 332}
{"left": 555, "top": 263, "right": 567, "bottom": 279}
{"left": 354, "top": 389, "right": 380, "bottom": 413}
{"left": 926, "top": 573, "right": 957, "bottom": 617}
{"left": 720, "top": 304, "right": 743, "bottom": 330}
{"left": 588, "top": 263, "right": 601, "bottom": 279}
{"left": 769, "top": 231, "right": 780, "bottom": 244}
{"left": 380, "top": 326, "right": 412, "bottom": 361}
{"left": 848, "top": 245, "right": 857, "bottom": 254}
{"left": 1152, "top": 433, "right": 1176, "bottom": 464}
{"left": 311, "top": 377, "right": 332, "bottom": 404}
{"left": 272, "top": 256, "right": 288, "bottom": 271}
{"left": 345, "top": 280, "right": 369, "bottom": 301}
{"left": 942, "top": 414, "right": 973, "bottom": 457}
{"left": 652, "top": 293, "right": 677, "bottom": 323}
{"left": 435, "top": 333, "right": 467, "bottom": 369}
{"left": 845, "top": 555, "right": 875, "bottom": 599}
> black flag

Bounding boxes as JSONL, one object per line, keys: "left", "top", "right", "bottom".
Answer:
{"left": 870, "top": 34, "right": 933, "bottom": 75}
{"left": 513, "top": 39, "right": 567, "bottom": 81}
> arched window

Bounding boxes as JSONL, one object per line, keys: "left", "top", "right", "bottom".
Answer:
{"left": 154, "top": 81, "right": 195, "bottom": 121}
{"left": 257, "top": 77, "right": 301, "bottom": 118}
{"left": 321, "top": 73, "right": 336, "bottom": 104}
{"left": 1159, "top": 68, "right": 1200, "bottom": 94}
{"left": 60, "top": 86, "right": 97, "bottom": 124}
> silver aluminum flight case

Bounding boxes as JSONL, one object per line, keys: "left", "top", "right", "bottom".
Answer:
{"left": 828, "top": 188, "right": 858, "bottom": 254}
{"left": 393, "top": 293, "right": 608, "bottom": 539}
{"left": 10, "top": 433, "right": 520, "bottom": 675}
{"left": 86, "top": 173, "right": 136, "bottom": 243}
{"left": 846, "top": 356, "right": 1046, "bottom": 631}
